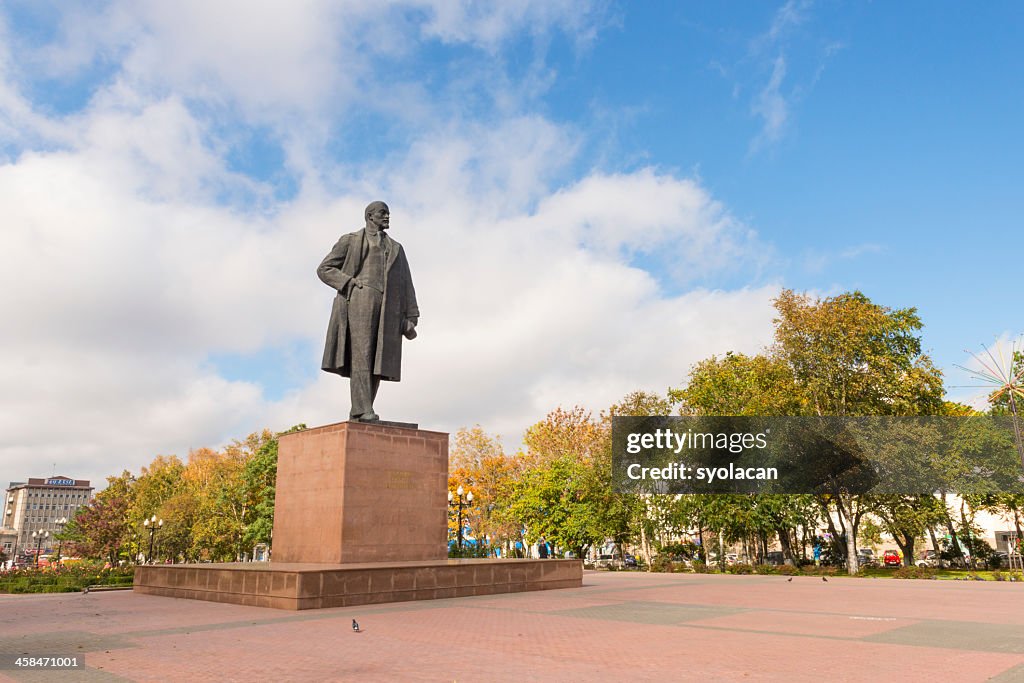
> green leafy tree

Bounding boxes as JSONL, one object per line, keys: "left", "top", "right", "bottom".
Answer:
{"left": 601, "top": 391, "right": 675, "bottom": 564}
{"left": 772, "top": 289, "right": 944, "bottom": 574}
{"left": 869, "top": 495, "right": 946, "bottom": 566}
{"left": 506, "top": 453, "right": 608, "bottom": 559}
{"left": 504, "top": 407, "right": 621, "bottom": 559}
{"left": 156, "top": 490, "right": 199, "bottom": 562}
{"left": 672, "top": 352, "right": 805, "bottom": 417}
{"left": 672, "top": 352, "right": 819, "bottom": 565}
{"left": 241, "top": 426, "right": 306, "bottom": 551}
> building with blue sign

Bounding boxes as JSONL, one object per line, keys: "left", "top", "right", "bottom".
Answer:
{"left": 2, "top": 477, "right": 93, "bottom": 564}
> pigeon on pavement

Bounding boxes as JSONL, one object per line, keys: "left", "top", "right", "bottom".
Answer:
{"left": 352, "top": 619, "right": 361, "bottom": 632}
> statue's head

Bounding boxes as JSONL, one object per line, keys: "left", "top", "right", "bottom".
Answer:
{"left": 365, "top": 201, "right": 390, "bottom": 231}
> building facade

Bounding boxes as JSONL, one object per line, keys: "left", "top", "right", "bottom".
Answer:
{"left": 2, "top": 476, "right": 93, "bottom": 562}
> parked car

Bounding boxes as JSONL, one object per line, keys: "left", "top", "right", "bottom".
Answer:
{"left": 856, "top": 549, "right": 878, "bottom": 567}
{"left": 623, "top": 553, "right": 638, "bottom": 568}
{"left": 883, "top": 550, "right": 901, "bottom": 567}
{"left": 916, "top": 549, "right": 940, "bottom": 568}
{"left": 593, "top": 554, "right": 624, "bottom": 569}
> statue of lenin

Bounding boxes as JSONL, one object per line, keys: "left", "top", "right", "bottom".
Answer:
{"left": 317, "top": 201, "right": 419, "bottom": 421}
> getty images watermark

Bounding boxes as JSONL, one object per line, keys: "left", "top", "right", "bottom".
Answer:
{"left": 612, "top": 416, "right": 1024, "bottom": 495}
{"left": 624, "top": 427, "right": 777, "bottom": 483}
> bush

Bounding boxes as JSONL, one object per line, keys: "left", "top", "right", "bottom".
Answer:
{"left": 778, "top": 564, "right": 800, "bottom": 576}
{"left": 448, "top": 544, "right": 490, "bottom": 559}
{"left": 892, "top": 566, "right": 936, "bottom": 580}
{"left": 649, "top": 555, "right": 677, "bottom": 573}
{"left": 656, "top": 541, "right": 700, "bottom": 561}
{"left": 727, "top": 563, "right": 754, "bottom": 575}
{"left": 690, "top": 560, "right": 707, "bottom": 574}
{"left": 0, "top": 564, "right": 135, "bottom": 593}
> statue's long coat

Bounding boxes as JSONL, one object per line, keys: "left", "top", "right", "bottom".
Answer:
{"left": 317, "top": 229, "right": 419, "bottom": 381}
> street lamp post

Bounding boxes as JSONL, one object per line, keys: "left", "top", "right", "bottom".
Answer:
{"left": 144, "top": 515, "right": 164, "bottom": 564}
{"left": 31, "top": 530, "right": 49, "bottom": 567}
{"left": 6, "top": 507, "right": 14, "bottom": 569}
{"left": 55, "top": 517, "right": 68, "bottom": 564}
{"left": 447, "top": 486, "right": 473, "bottom": 550}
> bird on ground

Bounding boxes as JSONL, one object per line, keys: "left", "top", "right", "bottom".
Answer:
{"left": 787, "top": 577, "right": 793, "bottom": 582}
{"left": 822, "top": 576, "right": 828, "bottom": 582}
{"left": 352, "top": 619, "right": 360, "bottom": 632}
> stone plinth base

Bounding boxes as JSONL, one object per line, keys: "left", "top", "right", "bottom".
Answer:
{"left": 273, "top": 421, "right": 449, "bottom": 564}
{"left": 133, "top": 559, "right": 582, "bottom": 610}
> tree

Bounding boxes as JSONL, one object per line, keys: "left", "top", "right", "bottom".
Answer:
{"left": 450, "top": 425, "right": 505, "bottom": 470}
{"left": 505, "top": 407, "right": 621, "bottom": 559}
{"left": 672, "top": 353, "right": 818, "bottom": 565}
{"left": 669, "top": 290, "right": 944, "bottom": 574}
{"left": 183, "top": 446, "right": 249, "bottom": 561}
{"left": 672, "top": 353, "right": 805, "bottom": 417}
{"left": 64, "top": 471, "right": 135, "bottom": 565}
{"left": 772, "top": 290, "right": 944, "bottom": 418}
{"left": 773, "top": 290, "right": 944, "bottom": 574}
{"left": 130, "top": 455, "right": 185, "bottom": 559}
{"left": 602, "top": 391, "right": 676, "bottom": 565}
{"left": 506, "top": 453, "right": 609, "bottom": 559}
{"left": 869, "top": 495, "right": 946, "bottom": 566}
{"left": 522, "top": 406, "right": 605, "bottom": 465}
{"left": 242, "top": 426, "right": 306, "bottom": 552}
{"left": 156, "top": 490, "right": 199, "bottom": 562}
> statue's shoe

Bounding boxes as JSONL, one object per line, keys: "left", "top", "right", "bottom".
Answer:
{"left": 356, "top": 413, "right": 380, "bottom": 423}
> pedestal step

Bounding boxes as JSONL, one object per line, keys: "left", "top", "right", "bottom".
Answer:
{"left": 134, "top": 558, "right": 583, "bottom": 610}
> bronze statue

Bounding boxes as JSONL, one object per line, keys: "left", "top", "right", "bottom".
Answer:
{"left": 317, "top": 201, "right": 419, "bottom": 421}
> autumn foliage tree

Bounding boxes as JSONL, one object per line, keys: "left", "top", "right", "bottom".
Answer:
{"left": 63, "top": 471, "right": 136, "bottom": 565}
{"left": 65, "top": 427, "right": 300, "bottom": 564}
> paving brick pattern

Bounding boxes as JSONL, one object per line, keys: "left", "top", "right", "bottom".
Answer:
{"left": 2, "top": 571, "right": 1023, "bottom": 682}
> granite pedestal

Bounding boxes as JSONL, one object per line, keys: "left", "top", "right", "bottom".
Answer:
{"left": 273, "top": 421, "right": 449, "bottom": 563}
{"left": 134, "top": 421, "right": 582, "bottom": 609}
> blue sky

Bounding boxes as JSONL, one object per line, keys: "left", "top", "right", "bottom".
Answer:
{"left": 1, "top": 1, "right": 1021, "bottom": 486}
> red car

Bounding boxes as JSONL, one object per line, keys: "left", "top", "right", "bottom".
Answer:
{"left": 883, "top": 550, "right": 901, "bottom": 567}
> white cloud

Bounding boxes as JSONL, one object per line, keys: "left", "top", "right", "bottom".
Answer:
{"left": 1, "top": 114, "right": 777, "bottom": 485}
{"left": 10, "top": 1, "right": 605, "bottom": 127}
{"left": 745, "top": 0, "right": 830, "bottom": 151}
{"left": 0, "top": 3, "right": 778, "bottom": 487}
{"left": 764, "top": 0, "right": 810, "bottom": 45}
{"left": 801, "top": 242, "right": 883, "bottom": 274}
{"left": 418, "top": 0, "right": 605, "bottom": 50}
{"left": 751, "top": 55, "right": 788, "bottom": 150}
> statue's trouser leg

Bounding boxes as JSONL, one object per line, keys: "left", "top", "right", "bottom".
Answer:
{"left": 348, "top": 286, "right": 383, "bottom": 419}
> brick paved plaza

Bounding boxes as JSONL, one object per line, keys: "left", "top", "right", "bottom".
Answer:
{"left": 2, "top": 571, "right": 1023, "bottom": 682}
